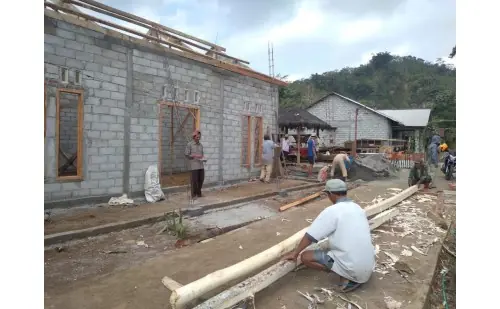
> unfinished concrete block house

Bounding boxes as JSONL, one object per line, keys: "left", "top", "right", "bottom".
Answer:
{"left": 44, "top": 0, "right": 286, "bottom": 207}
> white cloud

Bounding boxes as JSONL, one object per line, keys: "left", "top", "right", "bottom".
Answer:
{"left": 336, "top": 18, "right": 384, "bottom": 45}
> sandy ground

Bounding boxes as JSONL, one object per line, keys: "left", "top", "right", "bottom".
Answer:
{"left": 44, "top": 170, "right": 455, "bottom": 309}
{"left": 44, "top": 179, "right": 310, "bottom": 235}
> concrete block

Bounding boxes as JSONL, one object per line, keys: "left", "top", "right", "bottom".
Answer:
{"left": 101, "top": 81, "right": 119, "bottom": 92}
{"left": 90, "top": 155, "right": 108, "bottom": 165}
{"left": 109, "top": 123, "right": 123, "bottom": 131}
{"left": 76, "top": 51, "right": 94, "bottom": 62}
{"left": 91, "top": 122, "right": 109, "bottom": 131}
{"left": 111, "top": 60, "right": 127, "bottom": 69}
{"left": 66, "top": 59, "right": 84, "bottom": 70}
{"left": 81, "top": 180, "right": 99, "bottom": 189}
{"left": 84, "top": 44, "right": 102, "bottom": 55}
{"left": 101, "top": 131, "right": 117, "bottom": 139}
{"left": 110, "top": 91, "right": 126, "bottom": 101}
{"left": 92, "top": 106, "right": 110, "bottom": 115}
{"left": 87, "top": 130, "right": 101, "bottom": 139}
{"left": 111, "top": 44, "right": 127, "bottom": 54}
{"left": 55, "top": 28, "right": 75, "bottom": 40}
{"left": 103, "top": 49, "right": 126, "bottom": 61}
{"left": 84, "top": 79, "right": 101, "bottom": 89}
{"left": 83, "top": 63, "right": 101, "bottom": 73}
{"left": 75, "top": 34, "right": 95, "bottom": 45}
{"left": 111, "top": 76, "right": 126, "bottom": 86}
{"left": 94, "top": 72, "right": 112, "bottom": 82}
{"left": 45, "top": 182, "right": 62, "bottom": 192}
{"left": 45, "top": 34, "right": 65, "bottom": 47}
{"left": 109, "top": 107, "right": 125, "bottom": 117}
{"left": 101, "top": 99, "right": 118, "bottom": 107}
{"left": 64, "top": 40, "right": 84, "bottom": 51}
{"left": 109, "top": 139, "right": 125, "bottom": 147}
{"left": 100, "top": 115, "right": 117, "bottom": 123}
{"left": 44, "top": 43, "right": 56, "bottom": 54}
{"left": 94, "top": 54, "right": 112, "bottom": 66}
{"left": 89, "top": 188, "right": 107, "bottom": 196}
{"left": 45, "top": 53, "right": 66, "bottom": 66}
{"left": 102, "top": 66, "right": 119, "bottom": 76}
{"left": 94, "top": 89, "right": 111, "bottom": 99}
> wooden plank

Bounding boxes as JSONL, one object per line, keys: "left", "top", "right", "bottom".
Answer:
{"left": 279, "top": 192, "right": 322, "bottom": 212}
{"left": 71, "top": 0, "right": 227, "bottom": 51}
{"left": 66, "top": 0, "right": 249, "bottom": 64}
{"left": 364, "top": 185, "right": 418, "bottom": 217}
{"left": 193, "top": 208, "right": 398, "bottom": 309}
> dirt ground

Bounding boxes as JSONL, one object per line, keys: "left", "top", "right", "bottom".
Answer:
{"left": 426, "top": 194, "right": 456, "bottom": 309}
{"left": 44, "top": 179, "right": 310, "bottom": 235}
{"left": 44, "top": 174, "right": 454, "bottom": 309}
{"left": 44, "top": 185, "right": 323, "bottom": 292}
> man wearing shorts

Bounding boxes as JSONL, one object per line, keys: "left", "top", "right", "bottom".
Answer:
{"left": 331, "top": 152, "right": 351, "bottom": 181}
{"left": 307, "top": 133, "right": 317, "bottom": 177}
{"left": 282, "top": 179, "right": 375, "bottom": 292}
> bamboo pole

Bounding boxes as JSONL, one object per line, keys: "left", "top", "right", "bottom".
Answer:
{"left": 167, "top": 185, "right": 418, "bottom": 308}
{"left": 194, "top": 203, "right": 405, "bottom": 309}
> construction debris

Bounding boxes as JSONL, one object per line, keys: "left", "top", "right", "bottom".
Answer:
{"left": 384, "top": 296, "right": 402, "bottom": 309}
{"left": 108, "top": 194, "right": 134, "bottom": 206}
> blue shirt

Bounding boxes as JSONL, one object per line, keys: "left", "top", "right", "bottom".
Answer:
{"left": 262, "top": 140, "right": 275, "bottom": 165}
{"left": 307, "top": 139, "right": 315, "bottom": 157}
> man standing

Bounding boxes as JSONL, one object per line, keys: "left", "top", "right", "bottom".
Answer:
{"left": 428, "top": 132, "right": 441, "bottom": 187}
{"left": 281, "top": 134, "right": 290, "bottom": 163}
{"left": 331, "top": 152, "right": 351, "bottom": 181}
{"left": 307, "top": 133, "right": 317, "bottom": 177}
{"left": 260, "top": 134, "right": 275, "bottom": 183}
{"left": 408, "top": 159, "right": 432, "bottom": 189}
{"left": 282, "top": 179, "right": 375, "bottom": 292}
{"left": 185, "top": 130, "right": 205, "bottom": 199}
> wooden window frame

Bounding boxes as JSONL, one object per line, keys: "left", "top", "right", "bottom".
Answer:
{"left": 253, "top": 116, "right": 264, "bottom": 166}
{"left": 241, "top": 114, "right": 252, "bottom": 167}
{"left": 56, "top": 88, "right": 84, "bottom": 181}
{"left": 157, "top": 101, "right": 201, "bottom": 186}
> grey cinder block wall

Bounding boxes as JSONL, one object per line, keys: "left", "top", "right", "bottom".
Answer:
{"left": 307, "top": 94, "right": 392, "bottom": 145}
{"left": 44, "top": 12, "right": 279, "bottom": 206}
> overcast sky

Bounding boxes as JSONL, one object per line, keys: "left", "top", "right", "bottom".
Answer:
{"left": 80, "top": 0, "right": 456, "bottom": 81}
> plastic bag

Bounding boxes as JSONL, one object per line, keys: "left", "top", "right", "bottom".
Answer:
{"left": 144, "top": 165, "right": 165, "bottom": 203}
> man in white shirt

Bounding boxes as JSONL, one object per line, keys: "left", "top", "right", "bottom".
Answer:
{"left": 259, "top": 134, "right": 276, "bottom": 183}
{"left": 280, "top": 135, "right": 290, "bottom": 165}
{"left": 282, "top": 179, "right": 375, "bottom": 292}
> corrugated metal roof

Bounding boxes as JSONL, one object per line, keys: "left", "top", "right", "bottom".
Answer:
{"left": 307, "top": 92, "right": 404, "bottom": 126}
{"left": 377, "top": 109, "right": 431, "bottom": 127}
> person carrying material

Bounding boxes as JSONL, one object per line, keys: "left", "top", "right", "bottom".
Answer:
{"left": 331, "top": 152, "right": 352, "bottom": 181}
{"left": 282, "top": 179, "right": 375, "bottom": 293}
{"left": 307, "top": 133, "right": 317, "bottom": 177}
{"left": 408, "top": 159, "right": 432, "bottom": 188}
{"left": 185, "top": 130, "right": 205, "bottom": 199}
{"left": 259, "top": 134, "right": 276, "bottom": 183}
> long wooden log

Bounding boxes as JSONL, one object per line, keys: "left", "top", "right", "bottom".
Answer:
{"left": 279, "top": 192, "right": 322, "bottom": 212}
{"left": 194, "top": 208, "right": 401, "bottom": 309}
{"left": 168, "top": 185, "right": 417, "bottom": 308}
{"left": 364, "top": 185, "right": 417, "bottom": 217}
{"left": 192, "top": 189, "right": 415, "bottom": 309}
{"left": 168, "top": 226, "right": 309, "bottom": 308}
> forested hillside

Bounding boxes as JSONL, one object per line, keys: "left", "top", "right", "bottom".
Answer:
{"left": 278, "top": 52, "right": 456, "bottom": 127}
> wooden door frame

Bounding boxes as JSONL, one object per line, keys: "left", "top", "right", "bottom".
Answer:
{"left": 158, "top": 101, "right": 200, "bottom": 186}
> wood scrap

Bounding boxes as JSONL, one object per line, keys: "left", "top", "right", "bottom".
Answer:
{"left": 279, "top": 192, "right": 322, "bottom": 212}
{"left": 411, "top": 245, "right": 427, "bottom": 256}
{"left": 172, "top": 186, "right": 417, "bottom": 309}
